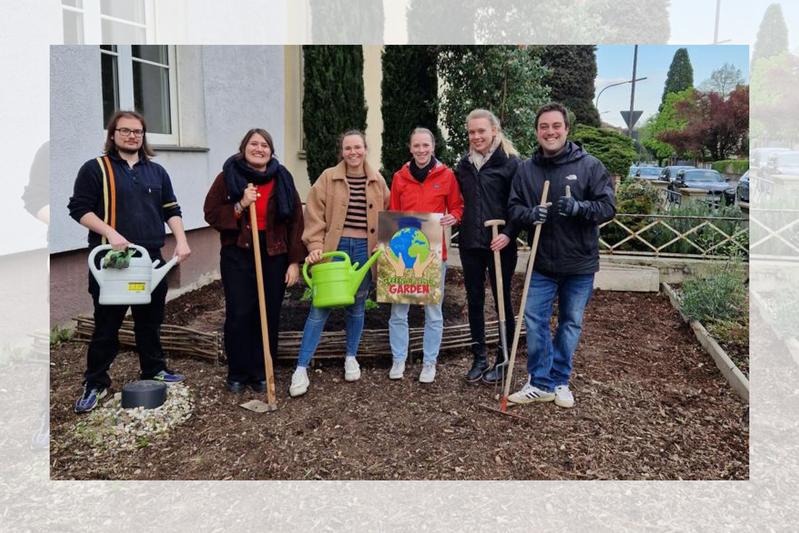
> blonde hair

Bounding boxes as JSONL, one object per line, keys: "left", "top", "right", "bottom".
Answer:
{"left": 409, "top": 127, "right": 436, "bottom": 149}
{"left": 465, "top": 108, "right": 518, "bottom": 157}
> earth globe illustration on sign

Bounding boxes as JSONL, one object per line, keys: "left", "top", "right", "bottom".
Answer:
{"left": 388, "top": 217, "right": 430, "bottom": 269}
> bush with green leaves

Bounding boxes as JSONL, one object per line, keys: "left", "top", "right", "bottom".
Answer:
{"left": 648, "top": 203, "right": 748, "bottom": 257}
{"left": 436, "top": 45, "right": 550, "bottom": 158}
{"left": 680, "top": 260, "right": 747, "bottom": 324}
{"left": 711, "top": 159, "right": 749, "bottom": 175}
{"left": 569, "top": 125, "right": 637, "bottom": 177}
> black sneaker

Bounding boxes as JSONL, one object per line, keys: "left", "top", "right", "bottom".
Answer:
{"left": 227, "top": 380, "right": 246, "bottom": 393}
{"left": 250, "top": 380, "right": 267, "bottom": 393}
{"left": 74, "top": 385, "right": 107, "bottom": 414}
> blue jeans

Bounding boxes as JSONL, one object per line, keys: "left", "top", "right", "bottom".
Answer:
{"left": 389, "top": 263, "right": 447, "bottom": 366}
{"left": 525, "top": 271, "right": 594, "bottom": 391}
{"left": 296, "top": 237, "right": 371, "bottom": 368}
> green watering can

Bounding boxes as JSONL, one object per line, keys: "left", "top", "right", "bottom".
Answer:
{"left": 302, "top": 250, "right": 383, "bottom": 308}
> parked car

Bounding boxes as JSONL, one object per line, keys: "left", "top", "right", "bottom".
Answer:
{"left": 765, "top": 150, "right": 799, "bottom": 179}
{"left": 670, "top": 169, "right": 730, "bottom": 206}
{"left": 752, "top": 147, "right": 791, "bottom": 173}
{"left": 660, "top": 165, "right": 695, "bottom": 183}
{"left": 736, "top": 170, "right": 749, "bottom": 204}
{"left": 634, "top": 166, "right": 664, "bottom": 180}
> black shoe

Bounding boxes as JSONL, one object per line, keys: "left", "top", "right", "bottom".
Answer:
{"left": 465, "top": 354, "right": 488, "bottom": 383}
{"left": 482, "top": 351, "right": 508, "bottom": 384}
{"left": 227, "top": 380, "right": 246, "bottom": 393}
{"left": 481, "top": 364, "right": 506, "bottom": 385}
{"left": 250, "top": 380, "right": 266, "bottom": 393}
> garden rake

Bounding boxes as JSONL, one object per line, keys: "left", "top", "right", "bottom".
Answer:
{"left": 483, "top": 180, "right": 550, "bottom": 419}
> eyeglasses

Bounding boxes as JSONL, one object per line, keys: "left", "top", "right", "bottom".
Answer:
{"left": 116, "top": 128, "right": 144, "bottom": 137}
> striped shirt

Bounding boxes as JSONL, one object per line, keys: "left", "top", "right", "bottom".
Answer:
{"left": 344, "top": 175, "right": 368, "bottom": 232}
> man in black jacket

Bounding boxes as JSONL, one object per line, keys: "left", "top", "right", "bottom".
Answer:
{"left": 507, "top": 103, "right": 616, "bottom": 408}
{"left": 68, "top": 110, "right": 191, "bottom": 414}
{"left": 455, "top": 109, "right": 521, "bottom": 385}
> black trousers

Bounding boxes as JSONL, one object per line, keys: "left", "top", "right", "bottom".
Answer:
{"left": 460, "top": 244, "right": 517, "bottom": 359}
{"left": 220, "top": 237, "right": 288, "bottom": 383}
{"left": 84, "top": 251, "right": 169, "bottom": 389}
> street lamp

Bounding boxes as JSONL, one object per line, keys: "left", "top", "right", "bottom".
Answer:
{"left": 595, "top": 77, "right": 647, "bottom": 111}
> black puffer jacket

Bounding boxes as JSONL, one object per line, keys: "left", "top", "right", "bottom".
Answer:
{"left": 455, "top": 147, "right": 521, "bottom": 250}
{"left": 509, "top": 141, "right": 616, "bottom": 275}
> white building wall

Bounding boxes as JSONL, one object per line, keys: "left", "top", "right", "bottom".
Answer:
{"left": 49, "top": 45, "right": 285, "bottom": 253}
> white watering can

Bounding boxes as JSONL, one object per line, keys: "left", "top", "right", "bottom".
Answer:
{"left": 88, "top": 244, "right": 178, "bottom": 305}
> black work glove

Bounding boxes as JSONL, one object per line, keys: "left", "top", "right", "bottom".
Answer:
{"left": 531, "top": 204, "right": 548, "bottom": 225}
{"left": 557, "top": 196, "right": 583, "bottom": 217}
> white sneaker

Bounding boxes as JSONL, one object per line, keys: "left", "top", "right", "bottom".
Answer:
{"left": 344, "top": 356, "right": 361, "bottom": 382}
{"left": 419, "top": 363, "right": 436, "bottom": 383}
{"left": 507, "top": 383, "right": 555, "bottom": 404}
{"left": 389, "top": 360, "right": 405, "bottom": 380}
{"left": 289, "top": 367, "right": 309, "bottom": 397}
{"left": 554, "top": 384, "right": 575, "bottom": 408}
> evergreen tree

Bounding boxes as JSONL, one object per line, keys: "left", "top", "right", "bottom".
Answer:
{"left": 302, "top": 46, "right": 368, "bottom": 184}
{"left": 660, "top": 48, "right": 694, "bottom": 111}
{"left": 540, "top": 45, "right": 600, "bottom": 127}
{"left": 309, "top": 0, "right": 383, "bottom": 43}
{"left": 437, "top": 46, "right": 550, "bottom": 158}
{"left": 380, "top": 46, "right": 444, "bottom": 184}
{"left": 752, "top": 3, "right": 789, "bottom": 62}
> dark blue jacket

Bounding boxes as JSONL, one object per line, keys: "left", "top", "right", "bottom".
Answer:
{"left": 455, "top": 147, "right": 521, "bottom": 250}
{"left": 68, "top": 151, "right": 182, "bottom": 251}
{"left": 509, "top": 141, "right": 616, "bottom": 276}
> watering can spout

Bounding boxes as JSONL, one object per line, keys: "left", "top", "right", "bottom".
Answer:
{"left": 351, "top": 248, "right": 383, "bottom": 295}
{"left": 151, "top": 255, "right": 179, "bottom": 288}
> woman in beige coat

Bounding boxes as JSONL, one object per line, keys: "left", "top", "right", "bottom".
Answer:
{"left": 290, "top": 130, "right": 390, "bottom": 397}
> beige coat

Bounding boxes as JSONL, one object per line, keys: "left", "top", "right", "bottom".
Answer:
{"left": 302, "top": 160, "right": 390, "bottom": 258}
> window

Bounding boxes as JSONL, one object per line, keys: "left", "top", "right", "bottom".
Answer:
{"left": 101, "top": 45, "right": 179, "bottom": 145}
{"left": 62, "top": 0, "right": 153, "bottom": 44}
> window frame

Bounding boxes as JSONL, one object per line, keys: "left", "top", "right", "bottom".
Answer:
{"left": 61, "top": 0, "right": 155, "bottom": 44}
{"left": 100, "top": 45, "right": 180, "bottom": 146}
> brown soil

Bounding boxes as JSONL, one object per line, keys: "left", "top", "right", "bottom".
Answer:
{"left": 50, "top": 268, "right": 748, "bottom": 480}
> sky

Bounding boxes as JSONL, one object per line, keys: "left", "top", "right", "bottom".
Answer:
{"left": 595, "top": 44, "right": 749, "bottom": 129}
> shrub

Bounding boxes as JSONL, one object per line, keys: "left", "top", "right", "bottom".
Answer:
{"left": 680, "top": 260, "right": 747, "bottom": 324}
{"left": 569, "top": 125, "right": 637, "bottom": 177}
{"left": 50, "top": 325, "right": 73, "bottom": 346}
{"left": 711, "top": 159, "right": 749, "bottom": 175}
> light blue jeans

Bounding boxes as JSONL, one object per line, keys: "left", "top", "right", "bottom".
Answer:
{"left": 389, "top": 263, "right": 447, "bottom": 366}
{"left": 525, "top": 271, "right": 595, "bottom": 391}
{"left": 296, "top": 237, "right": 371, "bottom": 368}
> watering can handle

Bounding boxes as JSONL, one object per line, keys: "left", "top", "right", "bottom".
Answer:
{"left": 301, "top": 251, "right": 351, "bottom": 286}
{"left": 87, "top": 243, "right": 150, "bottom": 275}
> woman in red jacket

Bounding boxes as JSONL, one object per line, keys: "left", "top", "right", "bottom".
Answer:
{"left": 204, "top": 128, "right": 306, "bottom": 393}
{"left": 387, "top": 127, "right": 464, "bottom": 383}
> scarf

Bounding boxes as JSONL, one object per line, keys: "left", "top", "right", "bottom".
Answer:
{"left": 409, "top": 157, "right": 437, "bottom": 183}
{"left": 468, "top": 136, "right": 501, "bottom": 171}
{"left": 223, "top": 154, "right": 297, "bottom": 222}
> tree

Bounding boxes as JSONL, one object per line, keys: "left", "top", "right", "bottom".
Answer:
{"left": 658, "top": 86, "right": 749, "bottom": 161}
{"left": 309, "top": 0, "right": 383, "bottom": 43}
{"left": 752, "top": 3, "right": 789, "bottom": 62}
{"left": 380, "top": 46, "right": 444, "bottom": 184}
{"left": 640, "top": 88, "right": 693, "bottom": 162}
{"left": 699, "top": 63, "right": 744, "bottom": 98}
{"left": 660, "top": 48, "right": 693, "bottom": 111}
{"left": 302, "top": 46, "right": 367, "bottom": 184}
{"left": 750, "top": 52, "right": 799, "bottom": 143}
{"left": 569, "top": 125, "right": 637, "bottom": 178}
{"left": 436, "top": 46, "right": 550, "bottom": 158}
{"left": 540, "top": 46, "right": 600, "bottom": 127}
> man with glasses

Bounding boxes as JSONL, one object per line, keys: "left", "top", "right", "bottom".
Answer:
{"left": 68, "top": 110, "right": 191, "bottom": 413}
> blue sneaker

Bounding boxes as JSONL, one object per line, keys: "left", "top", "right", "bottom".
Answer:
{"left": 74, "top": 385, "right": 107, "bottom": 414}
{"left": 151, "top": 369, "right": 185, "bottom": 383}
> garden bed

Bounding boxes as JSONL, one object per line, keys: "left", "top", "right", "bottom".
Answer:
{"left": 50, "top": 268, "right": 748, "bottom": 480}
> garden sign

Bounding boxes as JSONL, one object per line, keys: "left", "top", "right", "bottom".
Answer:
{"left": 376, "top": 211, "right": 444, "bottom": 305}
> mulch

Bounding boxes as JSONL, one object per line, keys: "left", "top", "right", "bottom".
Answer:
{"left": 50, "top": 267, "right": 748, "bottom": 480}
